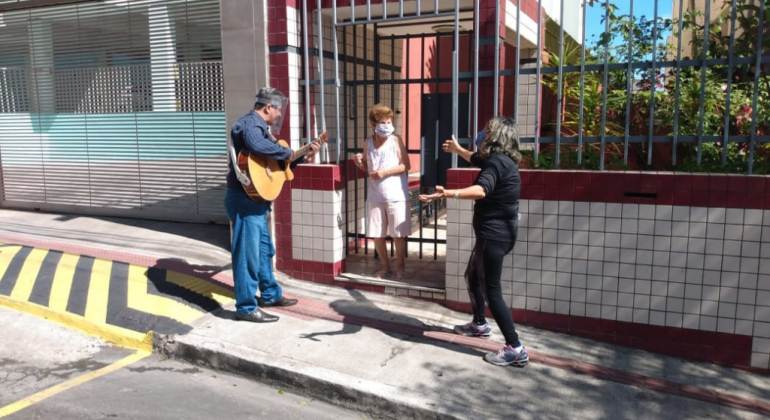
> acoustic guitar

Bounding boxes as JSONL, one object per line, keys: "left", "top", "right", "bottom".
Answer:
{"left": 237, "top": 131, "right": 329, "bottom": 201}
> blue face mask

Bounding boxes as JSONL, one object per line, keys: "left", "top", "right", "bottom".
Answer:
{"left": 375, "top": 123, "right": 394, "bottom": 137}
{"left": 475, "top": 130, "right": 487, "bottom": 148}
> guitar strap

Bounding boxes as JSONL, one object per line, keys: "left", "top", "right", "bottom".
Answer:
{"left": 228, "top": 134, "right": 251, "bottom": 187}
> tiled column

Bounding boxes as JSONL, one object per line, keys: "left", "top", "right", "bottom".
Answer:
{"left": 274, "top": 164, "right": 346, "bottom": 284}
{"left": 266, "top": 0, "right": 311, "bottom": 269}
{"left": 268, "top": 0, "right": 304, "bottom": 148}
{"left": 476, "top": 0, "right": 507, "bottom": 124}
{"left": 265, "top": 1, "right": 350, "bottom": 278}
{"left": 477, "top": 0, "right": 544, "bottom": 125}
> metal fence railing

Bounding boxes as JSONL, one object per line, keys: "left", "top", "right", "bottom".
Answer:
{"left": 521, "top": 0, "right": 769, "bottom": 173}
{"left": 300, "top": 0, "right": 768, "bottom": 174}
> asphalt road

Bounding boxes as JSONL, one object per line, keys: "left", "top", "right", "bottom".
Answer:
{"left": 0, "top": 306, "right": 369, "bottom": 420}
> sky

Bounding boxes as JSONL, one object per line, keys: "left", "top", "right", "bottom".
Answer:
{"left": 584, "top": 0, "right": 674, "bottom": 50}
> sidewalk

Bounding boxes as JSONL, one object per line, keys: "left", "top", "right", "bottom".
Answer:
{"left": 1, "top": 209, "right": 769, "bottom": 419}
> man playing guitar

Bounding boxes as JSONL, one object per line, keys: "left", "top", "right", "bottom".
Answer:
{"left": 225, "top": 87, "right": 320, "bottom": 323}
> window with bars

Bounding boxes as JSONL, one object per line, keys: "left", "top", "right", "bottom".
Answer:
{"left": 0, "top": 1, "right": 223, "bottom": 114}
{"left": 0, "top": 0, "right": 228, "bottom": 222}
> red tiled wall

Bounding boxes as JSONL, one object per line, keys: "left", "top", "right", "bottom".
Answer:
{"left": 449, "top": 170, "right": 768, "bottom": 209}
{"left": 274, "top": 165, "right": 346, "bottom": 284}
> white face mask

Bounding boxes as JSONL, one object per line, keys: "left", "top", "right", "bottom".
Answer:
{"left": 374, "top": 123, "right": 394, "bottom": 137}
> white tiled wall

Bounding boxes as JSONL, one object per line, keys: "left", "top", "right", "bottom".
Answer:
{"left": 287, "top": 7, "right": 301, "bottom": 48}
{"left": 445, "top": 199, "right": 770, "bottom": 369}
{"left": 291, "top": 188, "right": 345, "bottom": 263}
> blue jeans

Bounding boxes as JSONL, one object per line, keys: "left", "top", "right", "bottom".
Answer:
{"left": 224, "top": 188, "right": 283, "bottom": 317}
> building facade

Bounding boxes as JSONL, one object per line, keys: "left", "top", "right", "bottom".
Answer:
{"left": 2, "top": 0, "right": 767, "bottom": 372}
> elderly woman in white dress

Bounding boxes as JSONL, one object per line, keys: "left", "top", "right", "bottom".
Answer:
{"left": 353, "top": 104, "right": 411, "bottom": 279}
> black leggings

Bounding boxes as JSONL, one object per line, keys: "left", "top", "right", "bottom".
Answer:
{"left": 465, "top": 237, "right": 521, "bottom": 347}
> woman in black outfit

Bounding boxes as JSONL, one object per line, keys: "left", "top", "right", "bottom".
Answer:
{"left": 419, "top": 116, "right": 527, "bottom": 367}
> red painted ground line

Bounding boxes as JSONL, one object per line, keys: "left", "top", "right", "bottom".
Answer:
{"left": 1, "top": 233, "right": 767, "bottom": 416}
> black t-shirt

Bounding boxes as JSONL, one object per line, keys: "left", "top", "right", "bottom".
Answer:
{"left": 470, "top": 152, "right": 520, "bottom": 243}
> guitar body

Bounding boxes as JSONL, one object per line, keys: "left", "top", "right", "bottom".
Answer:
{"left": 237, "top": 139, "right": 294, "bottom": 201}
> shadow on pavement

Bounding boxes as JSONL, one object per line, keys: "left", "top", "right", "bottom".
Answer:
{"left": 299, "top": 288, "right": 484, "bottom": 359}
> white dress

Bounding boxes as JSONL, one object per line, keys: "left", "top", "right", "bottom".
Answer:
{"left": 366, "top": 134, "right": 409, "bottom": 203}
{"left": 365, "top": 134, "right": 411, "bottom": 238}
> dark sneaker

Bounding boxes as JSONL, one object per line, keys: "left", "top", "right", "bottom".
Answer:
{"left": 454, "top": 322, "right": 492, "bottom": 338}
{"left": 257, "top": 297, "right": 298, "bottom": 308}
{"left": 236, "top": 308, "right": 279, "bottom": 323}
{"left": 484, "top": 345, "right": 529, "bottom": 367}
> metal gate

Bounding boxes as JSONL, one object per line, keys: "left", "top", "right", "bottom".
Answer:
{"left": 297, "top": 1, "right": 479, "bottom": 263}
{"left": 344, "top": 30, "right": 476, "bottom": 261}
{"left": 0, "top": 0, "right": 227, "bottom": 223}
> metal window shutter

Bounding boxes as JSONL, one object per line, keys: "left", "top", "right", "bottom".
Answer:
{"left": 0, "top": 0, "right": 227, "bottom": 223}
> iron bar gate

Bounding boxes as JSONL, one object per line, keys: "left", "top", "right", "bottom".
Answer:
{"left": 299, "top": 0, "right": 475, "bottom": 262}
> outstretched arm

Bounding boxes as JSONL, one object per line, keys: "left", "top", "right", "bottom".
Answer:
{"left": 442, "top": 135, "right": 474, "bottom": 163}
{"left": 418, "top": 185, "right": 486, "bottom": 203}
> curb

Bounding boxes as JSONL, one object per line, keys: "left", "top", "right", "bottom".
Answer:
{"left": 153, "top": 304, "right": 770, "bottom": 419}
{"left": 153, "top": 333, "right": 472, "bottom": 420}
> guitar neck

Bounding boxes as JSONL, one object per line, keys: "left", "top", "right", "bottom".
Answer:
{"left": 291, "top": 133, "right": 327, "bottom": 162}
{"left": 292, "top": 142, "right": 315, "bottom": 162}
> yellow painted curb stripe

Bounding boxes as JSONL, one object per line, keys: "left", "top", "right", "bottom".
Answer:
{"left": 166, "top": 270, "right": 234, "bottom": 304}
{"left": 0, "top": 245, "right": 23, "bottom": 280}
{"left": 127, "top": 264, "right": 205, "bottom": 324}
{"left": 84, "top": 259, "right": 112, "bottom": 323}
{"left": 49, "top": 253, "right": 80, "bottom": 312}
{"left": 0, "top": 295, "right": 152, "bottom": 352}
{"left": 10, "top": 248, "right": 49, "bottom": 301}
{"left": 0, "top": 350, "right": 150, "bottom": 418}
